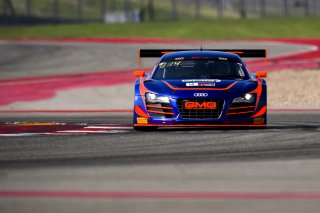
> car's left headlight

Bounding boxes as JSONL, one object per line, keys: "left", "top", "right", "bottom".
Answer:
{"left": 145, "top": 92, "right": 170, "bottom": 104}
{"left": 232, "top": 93, "right": 256, "bottom": 104}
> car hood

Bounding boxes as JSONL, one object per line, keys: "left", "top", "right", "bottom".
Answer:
{"left": 163, "top": 79, "right": 235, "bottom": 89}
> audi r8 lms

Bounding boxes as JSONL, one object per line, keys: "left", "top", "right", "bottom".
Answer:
{"left": 133, "top": 49, "right": 267, "bottom": 130}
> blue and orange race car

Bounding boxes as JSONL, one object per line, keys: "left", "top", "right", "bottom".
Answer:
{"left": 133, "top": 49, "right": 267, "bottom": 130}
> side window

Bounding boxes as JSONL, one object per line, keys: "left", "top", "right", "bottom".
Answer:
{"left": 237, "top": 64, "right": 245, "bottom": 77}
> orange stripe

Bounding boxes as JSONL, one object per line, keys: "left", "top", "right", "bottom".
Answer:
{"left": 138, "top": 48, "right": 141, "bottom": 68}
{"left": 227, "top": 110, "right": 254, "bottom": 115}
{"left": 163, "top": 81, "right": 237, "bottom": 91}
{"left": 161, "top": 51, "right": 173, "bottom": 54}
{"left": 148, "top": 110, "right": 174, "bottom": 115}
{"left": 139, "top": 74, "right": 150, "bottom": 93}
{"left": 228, "top": 51, "right": 244, "bottom": 54}
{"left": 139, "top": 77, "right": 151, "bottom": 109}
{"left": 252, "top": 106, "right": 267, "bottom": 118}
{"left": 265, "top": 49, "right": 268, "bottom": 65}
{"left": 134, "top": 105, "right": 150, "bottom": 118}
{"left": 146, "top": 105, "right": 173, "bottom": 110}
{"left": 248, "top": 77, "right": 263, "bottom": 109}
{"left": 229, "top": 106, "right": 255, "bottom": 110}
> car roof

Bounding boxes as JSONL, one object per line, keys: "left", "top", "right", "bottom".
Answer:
{"left": 161, "top": 50, "right": 242, "bottom": 61}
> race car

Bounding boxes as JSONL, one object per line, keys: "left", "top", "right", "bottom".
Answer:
{"left": 133, "top": 49, "right": 267, "bottom": 130}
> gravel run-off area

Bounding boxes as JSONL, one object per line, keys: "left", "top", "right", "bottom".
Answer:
{"left": 268, "top": 69, "right": 320, "bottom": 109}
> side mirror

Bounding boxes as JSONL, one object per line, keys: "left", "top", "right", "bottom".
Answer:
{"left": 134, "top": 70, "right": 145, "bottom": 78}
{"left": 256, "top": 71, "right": 267, "bottom": 78}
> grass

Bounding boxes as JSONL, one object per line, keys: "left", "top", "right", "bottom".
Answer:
{"left": 0, "top": 18, "right": 319, "bottom": 39}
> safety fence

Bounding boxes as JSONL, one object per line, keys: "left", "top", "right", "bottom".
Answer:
{"left": 1, "top": 0, "right": 319, "bottom": 23}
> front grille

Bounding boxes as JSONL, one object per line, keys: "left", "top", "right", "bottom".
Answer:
{"left": 146, "top": 103, "right": 174, "bottom": 118}
{"left": 177, "top": 98, "right": 223, "bottom": 119}
{"left": 227, "top": 103, "right": 255, "bottom": 118}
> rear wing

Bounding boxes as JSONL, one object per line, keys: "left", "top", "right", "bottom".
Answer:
{"left": 138, "top": 49, "right": 267, "bottom": 67}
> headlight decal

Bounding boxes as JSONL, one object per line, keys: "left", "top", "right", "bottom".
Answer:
{"left": 232, "top": 93, "right": 256, "bottom": 104}
{"left": 145, "top": 93, "right": 174, "bottom": 118}
{"left": 146, "top": 92, "right": 170, "bottom": 104}
{"left": 249, "top": 77, "right": 263, "bottom": 108}
{"left": 138, "top": 77, "right": 151, "bottom": 110}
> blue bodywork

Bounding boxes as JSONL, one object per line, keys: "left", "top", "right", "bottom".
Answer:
{"left": 133, "top": 51, "right": 267, "bottom": 128}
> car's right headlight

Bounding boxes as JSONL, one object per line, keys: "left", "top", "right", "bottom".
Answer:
{"left": 145, "top": 92, "right": 170, "bottom": 104}
{"left": 232, "top": 93, "right": 256, "bottom": 104}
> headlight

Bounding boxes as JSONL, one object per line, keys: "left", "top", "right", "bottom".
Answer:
{"left": 146, "top": 92, "right": 170, "bottom": 104}
{"left": 232, "top": 93, "right": 256, "bottom": 103}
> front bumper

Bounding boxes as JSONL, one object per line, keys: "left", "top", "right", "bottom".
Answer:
{"left": 134, "top": 96, "right": 267, "bottom": 127}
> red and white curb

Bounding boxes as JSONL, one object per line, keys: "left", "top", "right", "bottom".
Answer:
{"left": 57, "top": 125, "right": 132, "bottom": 134}
{"left": 0, "top": 122, "right": 132, "bottom": 136}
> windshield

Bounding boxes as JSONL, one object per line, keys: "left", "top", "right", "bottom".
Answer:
{"left": 152, "top": 58, "right": 247, "bottom": 80}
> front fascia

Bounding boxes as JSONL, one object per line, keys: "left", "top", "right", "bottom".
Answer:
{"left": 134, "top": 78, "right": 267, "bottom": 126}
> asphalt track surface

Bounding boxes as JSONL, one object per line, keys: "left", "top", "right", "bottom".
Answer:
{"left": 1, "top": 112, "right": 320, "bottom": 213}
{"left": 1, "top": 112, "right": 320, "bottom": 164}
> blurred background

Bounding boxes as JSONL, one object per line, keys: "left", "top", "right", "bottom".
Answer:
{"left": 1, "top": 0, "right": 319, "bottom": 24}
{"left": 0, "top": 1, "right": 319, "bottom": 109}
{"left": 0, "top": 0, "right": 319, "bottom": 109}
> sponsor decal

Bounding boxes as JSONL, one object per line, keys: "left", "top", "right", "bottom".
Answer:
{"left": 199, "top": 83, "right": 215, "bottom": 87}
{"left": 186, "top": 83, "right": 199, "bottom": 87}
{"left": 184, "top": 102, "right": 217, "bottom": 110}
{"left": 137, "top": 117, "right": 148, "bottom": 124}
{"left": 254, "top": 118, "right": 265, "bottom": 124}
{"left": 182, "top": 79, "right": 221, "bottom": 83}
{"left": 194, "top": 93, "right": 208, "bottom": 97}
{"left": 175, "top": 57, "right": 184, "bottom": 60}
{"left": 159, "top": 61, "right": 181, "bottom": 68}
